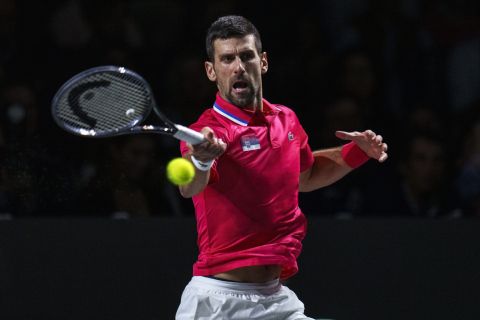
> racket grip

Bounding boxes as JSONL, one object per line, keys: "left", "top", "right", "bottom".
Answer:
{"left": 174, "top": 124, "right": 205, "bottom": 145}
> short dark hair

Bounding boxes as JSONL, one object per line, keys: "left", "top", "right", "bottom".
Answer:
{"left": 205, "top": 15, "right": 262, "bottom": 62}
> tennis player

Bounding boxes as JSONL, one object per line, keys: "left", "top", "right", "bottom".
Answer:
{"left": 176, "top": 15, "right": 388, "bottom": 320}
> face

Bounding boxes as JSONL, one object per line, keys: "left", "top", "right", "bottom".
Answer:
{"left": 205, "top": 35, "right": 268, "bottom": 110}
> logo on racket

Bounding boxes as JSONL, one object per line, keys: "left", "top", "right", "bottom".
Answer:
{"left": 67, "top": 80, "right": 111, "bottom": 128}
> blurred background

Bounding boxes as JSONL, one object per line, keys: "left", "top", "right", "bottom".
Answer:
{"left": 0, "top": 0, "right": 479, "bottom": 219}
{"left": 1, "top": 0, "right": 480, "bottom": 319}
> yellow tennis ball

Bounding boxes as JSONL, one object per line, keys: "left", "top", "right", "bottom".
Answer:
{"left": 166, "top": 157, "right": 195, "bottom": 185}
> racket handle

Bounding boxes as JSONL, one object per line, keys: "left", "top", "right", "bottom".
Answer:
{"left": 174, "top": 124, "right": 205, "bottom": 145}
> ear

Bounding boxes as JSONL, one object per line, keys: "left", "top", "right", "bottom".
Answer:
{"left": 205, "top": 61, "right": 217, "bottom": 82}
{"left": 260, "top": 52, "right": 268, "bottom": 74}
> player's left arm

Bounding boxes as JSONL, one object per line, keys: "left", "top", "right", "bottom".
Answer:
{"left": 299, "top": 130, "right": 388, "bottom": 192}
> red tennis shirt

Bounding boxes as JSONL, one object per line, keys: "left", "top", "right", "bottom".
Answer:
{"left": 180, "top": 93, "right": 315, "bottom": 280}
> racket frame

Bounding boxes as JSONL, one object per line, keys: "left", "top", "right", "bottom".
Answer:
{"left": 51, "top": 66, "right": 205, "bottom": 145}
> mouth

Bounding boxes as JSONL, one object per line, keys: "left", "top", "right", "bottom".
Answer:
{"left": 232, "top": 80, "right": 249, "bottom": 94}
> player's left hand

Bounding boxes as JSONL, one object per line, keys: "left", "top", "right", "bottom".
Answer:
{"left": 335, "top": 130, "right": 388, "bottom": 162}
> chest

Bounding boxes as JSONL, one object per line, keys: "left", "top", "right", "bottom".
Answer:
{"left": 224, "top": 118, "right": 301, "bottom": 170}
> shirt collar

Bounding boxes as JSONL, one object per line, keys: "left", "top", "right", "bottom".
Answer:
{"left": 212, "top": 92, "right": 280, "bottom": 126}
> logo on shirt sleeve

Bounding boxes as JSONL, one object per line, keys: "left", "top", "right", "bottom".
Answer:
{"left": 240, "top": 134, "right": 261, "bottom": 151}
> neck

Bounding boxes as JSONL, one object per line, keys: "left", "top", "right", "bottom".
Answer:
{"left": 253, "top": 92, "right": 263, "bottom": 112}
{"left": 219, "top": 92, "right": 263, "bottom": 112}
{"left": 244, "top": 98, "right": 263, "bottom": 112}
{"left": 240, "top": 95, "right": 264, "bottom": 113}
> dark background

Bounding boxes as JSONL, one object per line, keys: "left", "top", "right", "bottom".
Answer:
{"left": 1, "top": 0, "right": 480, "bottom": 218}
{"left": 1, "top": 0, "right": 480, "bottom": 319}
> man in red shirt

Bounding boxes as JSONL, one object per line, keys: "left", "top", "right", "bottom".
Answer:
{"left": 176, "top": 15, "right": 388, "bottom": 320}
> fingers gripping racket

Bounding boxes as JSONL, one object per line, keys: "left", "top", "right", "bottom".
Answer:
{"left": 51, "top": 65, "right": 205, "bottom": 144}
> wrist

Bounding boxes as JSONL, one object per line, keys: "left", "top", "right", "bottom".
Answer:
{"left": 190, "top": 155, "right": 214, "bottom": 171}
{"left": 341, "top": 141, "right": 370, "bottom": 169}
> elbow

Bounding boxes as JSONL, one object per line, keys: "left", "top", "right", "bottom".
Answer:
{"left": 179, "top": 184, "right": 204, "bottom": 198}
{"left": 179, "top": 186, "right": 194, "bottom": 198}
{"left": 299, "top": 166, "right": 315, "bottom": 192}
{"left": 299, "top": 182, "right": 324, "bottom": 193}
{"left": 299, "top": 183, "right": 311, "bottom": 193}
{"left": 298, "top": 186, "right": 309, "bottom": 193}
{"left": 178, "top": 172, "right": 209, "bottom": 198}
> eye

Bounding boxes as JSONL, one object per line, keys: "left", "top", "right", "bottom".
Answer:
{"left": 240, "top": 51, "right": 255, "bottom": 62}
{"left": 221, "top": 55, "right": 235, "bottom": 63}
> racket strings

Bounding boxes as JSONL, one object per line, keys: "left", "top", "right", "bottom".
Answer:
{"left": 62, "top": 72, "right": 148, "bottom": 127}
{"left": 56, "top": 71, "right": 152, "bottom": 135}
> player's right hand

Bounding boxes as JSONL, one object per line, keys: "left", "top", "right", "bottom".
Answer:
{"left": 188, "top": 127, "right": 226, "bottom": 162}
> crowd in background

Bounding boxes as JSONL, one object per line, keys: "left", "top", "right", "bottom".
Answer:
{"left": 0, "top": 0, "right": 479, "bottom": 218}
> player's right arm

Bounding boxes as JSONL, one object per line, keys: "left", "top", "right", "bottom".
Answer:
{"left": 179, "top": 127, "right": 226, "bottom": 198}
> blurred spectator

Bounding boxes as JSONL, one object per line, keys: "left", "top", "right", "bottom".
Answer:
{"left": 299, "top": 168, "right": 366, "bottom": 218}
{"left": 326, "top": 47, "right": 390, "bottom": 137}
{"left": 1, "top": 82, "right": 39, "bottom": 147}
{"left": 0, "top": 0, "right": 18, "bottom": 67}
{"left": 0, "top": 0, "right": 478, "bottom": 218}
{"left": 391, "top": 102, "right": 451, "bottom": 153}
{"left": 454, "top": 100, "right": 480, "bottom": 217}
{"left": 315, "top": 0, "right": 370, "bottom": 52}
{"left": 403, "top": 104, "right": 444, "bottom": 134}
{"left": 47, "top": 0, "right": 145, "bottom": 77}
{"left": 82, "top": 0, "right": 144, "bottom": 50}
{"left": 49, "top": 0, "right": 92, "bottom": 50}
{"left": 0, "top": 82, "right": 40, "bottom": 216}
{"left": 0, "top": 80, "right": 78, "bottom": 216}
{"left": 0, "top": 123, "right": 10, "bottom": 216}
{"left": 0, "top": 152, "right": 40, "bottom": 216}
{"left": 362, "top": 131, "right": 461, "bottom": 217}
{"left": 314, "top": 96, "right": 367, "bottom": 149}
{"left": 76, "top": 135, "right": 184, "bottom": 217}
{"left": 334, "top": 48, "right": 378, "bottom": 104}
{"left": 163, "top": 54, "right": 215, "bottom": 126}
{"left": 422, "top": 0, "right": 480, "bottom": 111}
{"left": 349, "top": 0, "right": 429, "bottom": 116}
{"left": 299, "top": 96, "right": 368, "bottom": 217}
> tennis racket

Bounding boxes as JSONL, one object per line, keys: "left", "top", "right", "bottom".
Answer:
{"left": 51, "top": 65, "right": 205, "bottom": 145}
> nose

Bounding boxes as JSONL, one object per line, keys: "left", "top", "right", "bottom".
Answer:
{"left": 233, "top": 56, "right": 246, "bottom": 74}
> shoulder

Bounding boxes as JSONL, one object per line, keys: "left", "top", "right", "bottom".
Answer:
{"left": 189, "top": 108, "right": 220, "bottom": 130}
{"left": 272, "top": 103, "right": 302, "bottom": 125}
{"left": 191, "top": 108, "right": 216, "bottom": 125}
{"left": 270, "top": 102, "right": 298, "bottom": 117}
{"left": 270, "top": 103, "right": 310, "bottom": 140}
{"left": 189, "top": 108, "right": 229, "bottom": 139}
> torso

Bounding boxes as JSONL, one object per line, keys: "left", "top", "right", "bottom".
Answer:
{"left": 213, "top": 264, "right": 282, "bottom": 283}
{"left": 180, "top": 96, "right": 314, "bottom": 280}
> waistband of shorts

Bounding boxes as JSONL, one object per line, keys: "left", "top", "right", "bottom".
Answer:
{"left": 189, "top": 276, "right": 280, "bottom": 291}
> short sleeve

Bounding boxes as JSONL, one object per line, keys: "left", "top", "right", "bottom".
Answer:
{"left": 292, "top": 112, "right": 314, "bottom": 172}
{"left": 300, "top": 137, "right": 314, "bottom": 172}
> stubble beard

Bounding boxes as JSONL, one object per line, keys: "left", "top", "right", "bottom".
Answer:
{"left": 227, "top": 84, "right": 258, "bottom": 109}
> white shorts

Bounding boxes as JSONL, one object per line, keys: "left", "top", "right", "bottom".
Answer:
{"left": 175, "top": 276, "right": 315, "bottom": 320}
